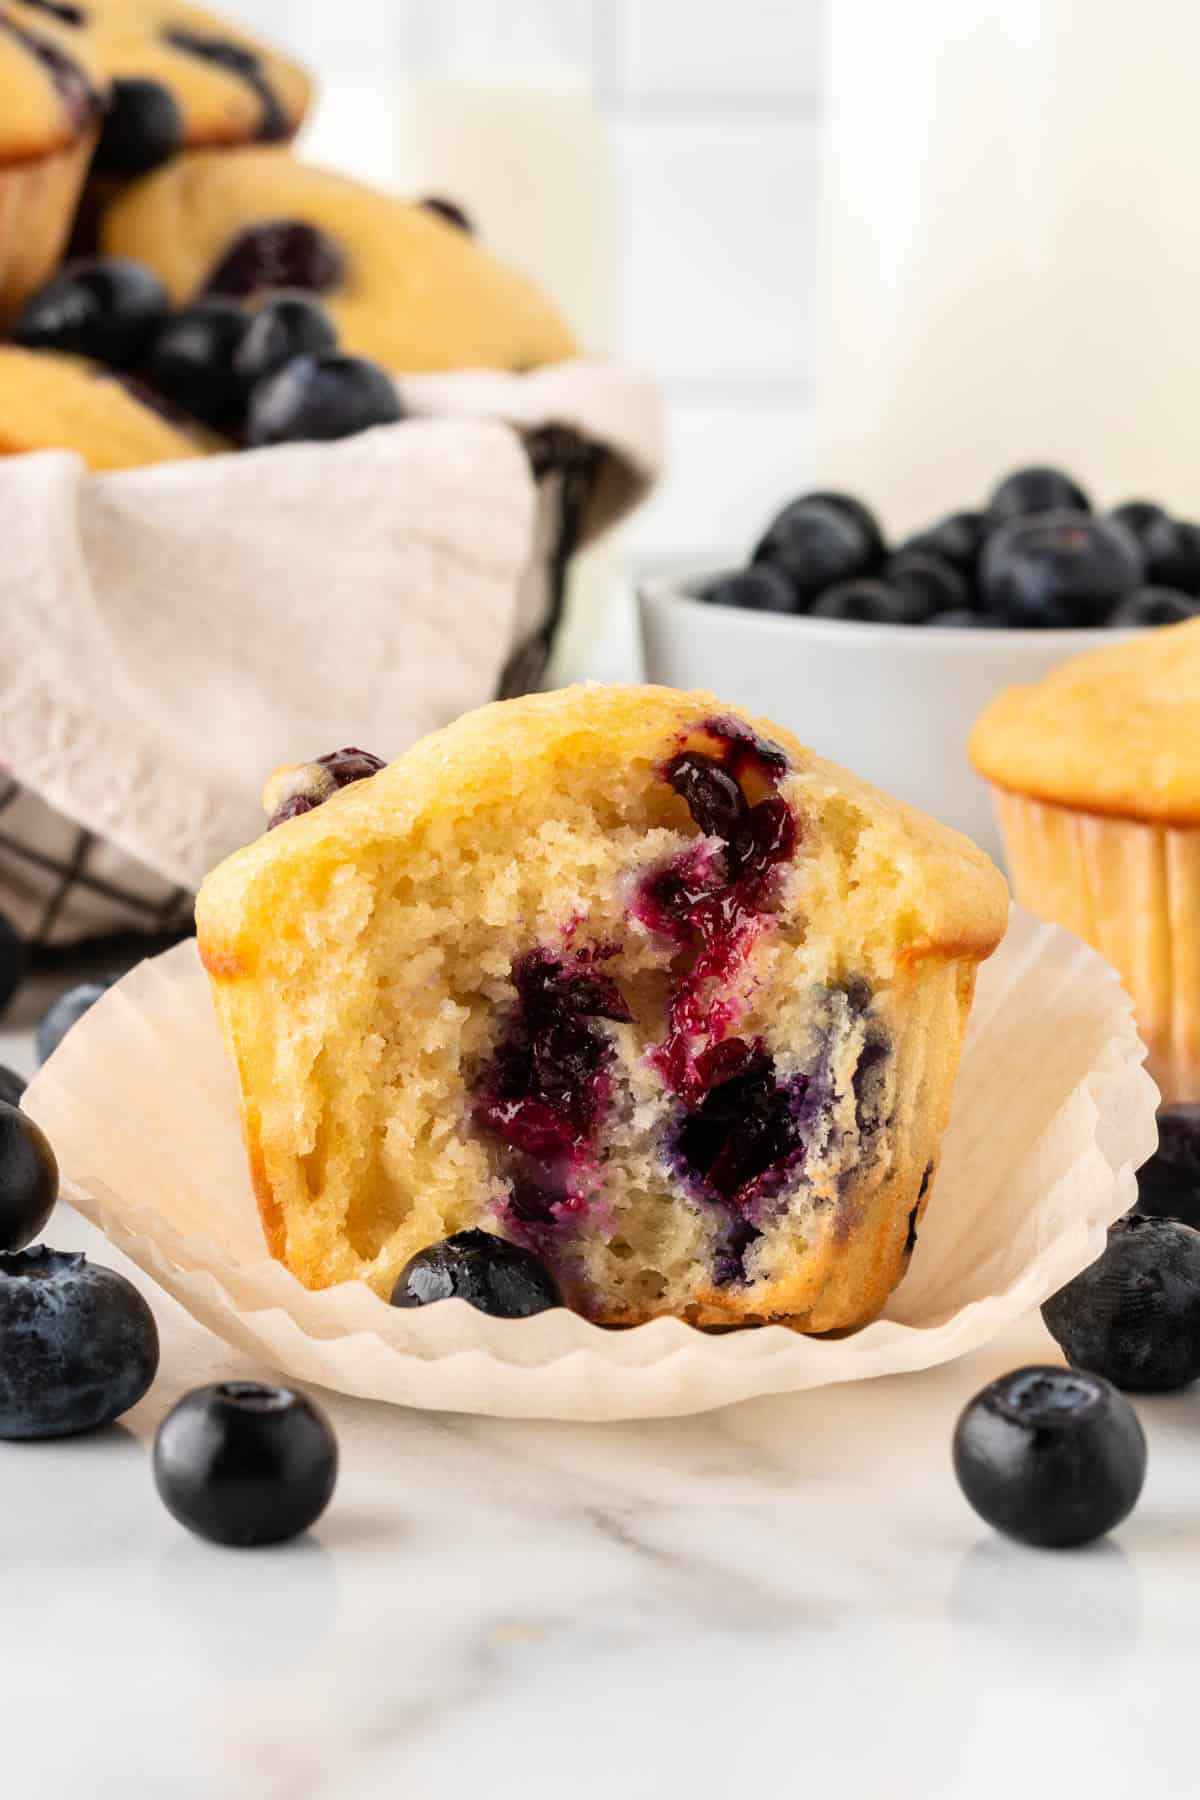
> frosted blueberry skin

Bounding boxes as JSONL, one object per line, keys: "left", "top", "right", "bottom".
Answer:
{"left": 1042, "top": 1211, "right": 1200, "bottom": 1392}
{"left": 154, "top": 1382, "right": 337, "bottom": 1546}
{"left": 953, "top": 1364, "right": 1145, "bottom": 1548}
{"left": 391, "top": 1229, "right": 563, "bottom": 1319}
{"left": 0, "top": 1248, "right": 159, "bottom": 1439}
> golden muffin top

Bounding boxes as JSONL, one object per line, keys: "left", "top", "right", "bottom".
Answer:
{"left": 0, "top": 1, "right": 108, "bottom": 157}
{"left": 970, "top": 618, "right": 1200, "bottom": 823}
{"left": 0, "top": 343, "right": 211, "bottom": 467}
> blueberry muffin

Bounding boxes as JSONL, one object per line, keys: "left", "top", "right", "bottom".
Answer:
{"left": 0, "top": 343, "right": 210, "bottom": 466}
{"left": 101, "top": 148, "right": 579, "bottom": 373}
{"left": 971, "top": 616, "right": 1200, "bottom": 1103}
{"left": 0, "top": 1, "right": 107, "bottom": 320}
{"left": 196, "top": 688, "right": 1007, "bottom": 1330}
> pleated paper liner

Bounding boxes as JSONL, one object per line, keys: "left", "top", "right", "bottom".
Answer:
{"left": 24, "top": 906, "right": 1158, "bottom": 1421}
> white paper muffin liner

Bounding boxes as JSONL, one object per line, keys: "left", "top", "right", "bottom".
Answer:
{"left": 23, "top": 906, "right": 1158, "bottom": 1420}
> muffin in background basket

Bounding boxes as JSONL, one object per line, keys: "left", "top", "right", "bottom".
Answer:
{"left": 971, "top": 617, "right": 1200, "bottom": 1101}
{"left": 0, "top": 1, "right": 108, "bottom": 322}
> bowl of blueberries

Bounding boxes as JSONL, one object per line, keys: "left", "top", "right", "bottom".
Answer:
{"left": 640, "top": 465, "right": 1200, "bottom": 861}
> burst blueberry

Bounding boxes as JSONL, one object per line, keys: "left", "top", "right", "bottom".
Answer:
{"left": 204, "top": 220, "right": 344, "bottom": 300}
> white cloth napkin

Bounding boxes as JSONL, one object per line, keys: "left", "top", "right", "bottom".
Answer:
{"left": 0, "top": 359, "right": 663, "bottom": 944}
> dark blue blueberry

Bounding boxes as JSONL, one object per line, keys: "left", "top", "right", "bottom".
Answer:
{"left": 154, "top": 1382, "right": 337, "bottom": 1546}
{"left": 1141, "top": 515, "right": 1200, "bottom": 596}
{"left": 666, "top": 752, "right": 753, "bottom": 859}
{"left": 14, "top": 258, "right": 171, "bottom": 369}
{"left": 0, "top": 909, "right": 27, "bottom": 1014}
{"left": 980, "top": 511, "right": 1141, "bottom": 628}
{"left": 420, "top": 195, "right": 474, "bottom": 234}
{"left": 0, "top": 1105, "right": 57, "bottom": 1253}
{"left": 953, "top": 1364, "right": 1145, "bottom": 1548}
{"left": 0, "top": 1068, "right": 26, "bottom": 1110}
{"left": 203, "top": 221, "right": 344, "bottom": 300}
{"left": 1042, "top": 1211, "right": 1200, "bottom": 1391}
{"left": 36, "top": 975, "right": 118, "bottom": 1066}
{"left": 810, "top": 578, "right": 930, "bottom": 625}
{"left": 886, "top": 549, "right": 969, "bottom": 616}
{"left": 0, "top": 1248, "right": 159, "bottom": 1439}
{"left": 675, "top": 1043, "right": 802, "bottom": 1206}
{"left": 390, "top": 1229, "right": 563, "bottom": 1318}
{"left": 246, "top": 353, "right": 401, "bottom": 448}
{"left": 927, "top": 607, "right": 992, "bottom": 628}
{"left": 753, "top": 497, "right": 878, "bottom": 604}
{"left": 94, "top": 77, "right": 184, "bottom": 175}
{"left": 233, "top": 293, "right": 337, "bottom": 392}
{"left": 988, "top": 466, "right": 1091, "bottom": 524}
{"left": 796, "top": 490, "right": 887, "bottom": 561}
{"left": 1136, "top": 1105, "right": 1200, "bottom": 1226}
{"left": 900, "top": 510, "right": 988, "bottom": 575}
{"left": 698, "top": 567, "right": 795, "bottom": 615}
{"left": 148, "top": 299, "right": 252, "bottom": 428}
{"left": 1108, "top": 500, "right": 1169, "bottom": 554}
{"left": 1109, "top": 588, "right": 1199, "bottom": 628}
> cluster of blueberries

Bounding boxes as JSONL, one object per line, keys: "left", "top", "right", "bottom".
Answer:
{"left": 704, "top": 466, "right": 1200, "bottom": 631}
{"left": 10, "top": 978, "right": 1200, "bottom": 1553}
{"left": 12, "top": 234, "right": 403, "bottom": 448}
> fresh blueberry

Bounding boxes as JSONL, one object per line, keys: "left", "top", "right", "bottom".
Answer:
{"left": 93, "top": 77, "right": 184, "bottom": 175}
{"left": 753, "top": 497, "right": 878, "bottom": 604}
{"left": 0, "top": 909, "right": 27, "bottom": 1014}
{"left": 0, "top": 1067, "right": 26, "bottom": 1109}
{"left": 988, "top": 466, "right": 1091, "bottom": 524}
{"left": 420, "top": 195, "right": 474, "bottom": 234}
{"left": 698, "top": 567, "right": 795, "bottom": 614}
{"left": 246, "top": 353, "right": 402, "bottom": 448}
{"left": 900, "top": 510, "right": 988, "bottom": 575}
{"left": 809, "top": 578, "right": 930, "bottom": 625}
{"left": 232, "top": 293, "right": 337, "bottom": 392}
{"left": 203, "top": 221, "right": 344, "bottom": 301}
{"left": 1108, "top": 500, "right": 1169, "bottom": 553}
{"left": 1136, "top": 1105, "right": 1200, "bottom": 1226}
{"left": 154, "top": 1382, "right": 338, "bottom": 1546}
{"left": 953, "top": 1364, "right": 1145, "bottom": 1548}
{"left": 0, "top": 1105, "right": 57, "bottom": 1253}
{"left": 36, "top": 976, "right": 118, "bottom": 1066}
{"left": 926, "top": 608, "right": 991, "bottom": 628}
{"left": 148, "top": 299, "right": 252, "bottom": 428}
{"left": 0, "top": 1248, "right": 159, "bottom": 1439}
{"left": 796, "top": 490, "right": 887, "bottom": 561}
{"left": 14, "top": 257, "right": 171, "bottom": 369}
{"left": 887, "top": 549, "right": 969, "bottom": 616}
{"left": 1141, "top": 515, "right": 1200, "bottom": 596}
{"left": 1042, "top": 1211, "right": 1200, "bottom": 1391}
{"left": 980, "top": 511, "right": 1142, "bottom": 628}
{"left": 390, "top": 1229, "right": 563, "bottom": 1318}
{"left": 1109, "top": 588, "right": 1199, "bottom": 628}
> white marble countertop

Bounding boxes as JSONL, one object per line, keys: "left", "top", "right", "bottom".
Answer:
{"left": 1, "top": 998, "right": 1195, "bottom": 1800}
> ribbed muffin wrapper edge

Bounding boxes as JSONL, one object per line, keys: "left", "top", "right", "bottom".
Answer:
{"left": 23, "top": 905, "right": 1158, "bottom": 1421}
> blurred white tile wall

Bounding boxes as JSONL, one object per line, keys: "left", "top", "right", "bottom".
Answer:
{"left": 227, "top": 0, "right": 825, "bottom": 563}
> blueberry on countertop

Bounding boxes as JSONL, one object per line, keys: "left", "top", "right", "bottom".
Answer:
{"left": 14, "top": 257, "right": 171, "bottom": 369}
{"left": 148, "top": 298, "right": 252, "bottom": 429}
{"left": 93, "top": 77, "right": 184, "bottom": 175}
{"left": 752, "top": 496, "right": 878, "bottom": 604}
{"left": 887, "top": 549, "right": 970, "bottom": 616}
{"left": 0, "top": 1104, "right": 58, "bottom": 1252}
{"left": 1109, "top": 588, "right": 1199, "bottom": 628}
{"left": 953, "top": 1364, "right": 1145, "bottom": 1548}
{"left": 899, "top": 510, "right": 988, "bottom": 575}
{"left": 36, "top": 975, "right": 118, "bottom": 1066}
{"left": 0, "top": 1067, "right": 26, "bottom": 1109}
{"left": 233, "top": 292, "right": 337, "bottom": 392}
{"left": 810, "top": 578, "right": 932, "bottom": 625}
{"left": 1141, "top": 514, "right": 1200, "bottom": 596}
{"left": 980, "top": 511, "right": 1141, "bottom": 627}
{"left": 1041, "top": 1211, "right": 1200, "bottom": 1391}
{"left": 246, "top": 352, "right": 402, "bottom": 448}
{"left": 0, "top": 1248, "right": 159, "bottom": 1439}
{"left": 698, "top": 566, "right": 795, "bottom": 614}
{"left": 154, "top": 1382, "right": 338, "bottom": 1546}
{"left": 988, "top": 465, "right": 1092, "bottom": 524}
{"left": 390, "top": 1228, "right": 564, "bottom": 1318}
{"left": 1135, "top": 1105, "right": 1200, "bottom": 1226}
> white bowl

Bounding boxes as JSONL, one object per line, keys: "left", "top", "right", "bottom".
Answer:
{"left": 638, "top": 569, "right": 1136, "bottom": 864}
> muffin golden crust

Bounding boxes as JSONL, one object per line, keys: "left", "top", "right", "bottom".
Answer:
{"left": 198, "top": 687, "right": 1006, "bottom": 1332}
{"left": 101, "top": 148, "right": 580, "bottom": 373}
{"left": 970, "top": 618, "right": 1200, "bottom": 825}
{"left": 0, "top": 343, "right": 212, "bottom": 466}
{"left": 85, "top": 0, "right": 310, "bottom": 147}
